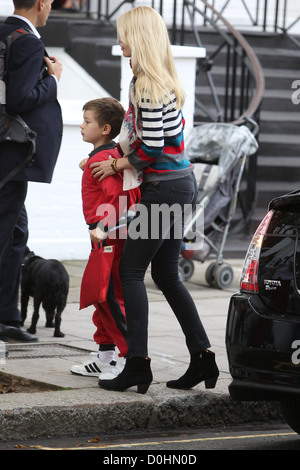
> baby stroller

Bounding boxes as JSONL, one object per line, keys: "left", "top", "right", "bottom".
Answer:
{"left": 179, "top": 122, "right": 258, "bottom": 289}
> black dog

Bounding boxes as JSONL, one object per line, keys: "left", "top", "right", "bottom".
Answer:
{"left": 21, "top": 248, "right": 69, "bottom": 337}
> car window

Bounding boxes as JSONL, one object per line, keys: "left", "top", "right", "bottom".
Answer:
{"left": 267, "top": 211, "right": 299, "bottom": 236}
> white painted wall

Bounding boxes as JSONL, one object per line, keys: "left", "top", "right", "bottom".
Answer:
{"left": 26, "top": 48, "right": 110, "bottom": 261}
{"left": 0, "top": 1, "right": 14, "bottom": 16}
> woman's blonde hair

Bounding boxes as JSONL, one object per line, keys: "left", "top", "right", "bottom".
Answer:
{"left": 117, "top": 6, "right": 185, "bottom": 109}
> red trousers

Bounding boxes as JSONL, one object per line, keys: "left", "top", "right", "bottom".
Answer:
{"left": 92, "top": 240, "right": 128, "bottom": 357}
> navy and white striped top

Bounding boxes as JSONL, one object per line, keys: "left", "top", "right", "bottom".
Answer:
{"left": 127, "top": 90, "right": 193, "bottom": 182}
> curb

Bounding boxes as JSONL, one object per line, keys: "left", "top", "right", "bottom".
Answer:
{"left": 0, "top": 385, "right": 282, "bottom": 441}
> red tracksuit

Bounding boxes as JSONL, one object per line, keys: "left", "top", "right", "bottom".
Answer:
{"left": 81, "top": 142, "right": 139, "bottom": 357}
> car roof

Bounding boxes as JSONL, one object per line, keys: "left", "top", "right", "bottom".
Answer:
{"left": 269, "top": 189, "right": 300, "bottom": 211}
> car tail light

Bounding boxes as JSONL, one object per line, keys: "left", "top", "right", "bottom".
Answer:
{"left": 240, "top": 210, "right": 274, "bottom": 293}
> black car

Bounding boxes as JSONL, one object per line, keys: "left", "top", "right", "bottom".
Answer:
{"left": 226, "top": 190, "right": 300, "bottom": 434}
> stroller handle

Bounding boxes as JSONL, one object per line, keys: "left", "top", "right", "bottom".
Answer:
{"left": 241, "top": 116, "right": 259, "bottom": 136}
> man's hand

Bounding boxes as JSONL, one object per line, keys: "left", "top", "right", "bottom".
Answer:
{"left": 44, "top": 56, "right": 63, "bottom": 81}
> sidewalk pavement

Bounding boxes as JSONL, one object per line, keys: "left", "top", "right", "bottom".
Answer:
{"left": 0, "top": 258, "right": 281, "bottom": 441}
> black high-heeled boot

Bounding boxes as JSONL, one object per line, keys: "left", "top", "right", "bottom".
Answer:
{"left": 166, "top": 350, "right": 219, "bottom": 390}
{"left": 98, "top": 357, "right": 153, "bottom": 394}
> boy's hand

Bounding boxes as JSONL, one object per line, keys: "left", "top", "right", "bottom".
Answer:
{"left": 79, "top": 158, "right": 88, "bottom": 171}
{"left": 90, "top": 227, "right": 107, "bottom": 243}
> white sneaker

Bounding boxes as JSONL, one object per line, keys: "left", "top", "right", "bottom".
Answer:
{"left": 98, "top": 357, "right": 126, "bottom": 380}
{"left": 98, "top": 368, "right": 120, "bottom": 380}
{"left": 71, "top": 354, "right": 117, "bottom": 377}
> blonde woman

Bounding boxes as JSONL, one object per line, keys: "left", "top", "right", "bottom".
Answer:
{"left": 94, "top": 6, "right": 219, "bottom": 394}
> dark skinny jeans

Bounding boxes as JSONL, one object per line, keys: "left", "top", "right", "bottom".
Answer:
{"left": 119, "top": 172, "right": 211, "bottom": 358}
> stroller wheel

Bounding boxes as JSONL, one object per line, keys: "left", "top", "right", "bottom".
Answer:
{"left": 205, "top": 262, "right": 217, "bottom": 287}
{"left": 179, "top": 258, "right": 195, "bottom": 281}
{"left": 205, "top": 262, "right": 234, "bottom": 289}
{"left": 214, "top": 263, "right": 234, "bottom": 289}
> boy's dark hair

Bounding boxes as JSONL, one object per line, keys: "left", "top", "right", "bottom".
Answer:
{"left": 13, "top": 0, "right": 38, "bottom": 9}
{"left": 83, "top": 98, "right": 125, "bottom": 140}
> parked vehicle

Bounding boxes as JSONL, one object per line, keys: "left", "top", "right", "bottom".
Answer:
{"left": 226, "top": 189, "right": 300, "bottom": 434}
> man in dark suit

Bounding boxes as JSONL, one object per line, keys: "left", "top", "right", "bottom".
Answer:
{"left": 0, "top": 0, "right": 63, "bottom": 341}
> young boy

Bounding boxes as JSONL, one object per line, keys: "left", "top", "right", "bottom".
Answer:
{"left": 71, "top": 97, "right": 139, "bottom": 378}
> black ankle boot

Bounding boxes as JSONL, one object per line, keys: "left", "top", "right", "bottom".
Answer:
{"left": 98, "top": 357, "right": 153, "bottom": 394}
{"left": 166, "top": 350, "right": 219, "bottom": 390}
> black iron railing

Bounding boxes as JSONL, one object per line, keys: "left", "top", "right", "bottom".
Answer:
{"left": 175, "top": 0, "right": 265, "bottom": 128}
{"left": 68, "top": 0, "right": 299, "bottom": 45}
{"left": 63, "top": 0, "right": 134, "bottom": 20}
{"left": 211, "top": 0, "right": 300, "bottom": 41}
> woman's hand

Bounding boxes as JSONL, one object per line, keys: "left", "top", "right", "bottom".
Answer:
{"left": 90, "top": 158, "right": 115, "bottom": 181}
{"left": 90, "top": 156, "right": 132, "bottom": 181}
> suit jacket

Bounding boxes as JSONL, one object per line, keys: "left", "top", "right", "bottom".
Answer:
{"left": 0, "top": 17, "right": 63, "bottom": 183}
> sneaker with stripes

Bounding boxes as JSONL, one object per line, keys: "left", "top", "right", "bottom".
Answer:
{"left": 70, "top": 354, "right": 117, "bottom": 377}
{"left": 98, "top": 357, "right": 126, "bottom": 380}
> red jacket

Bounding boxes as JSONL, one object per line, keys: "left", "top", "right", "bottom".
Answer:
{"left": 82, "top": 143, "right": 139, "bottom": 236}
